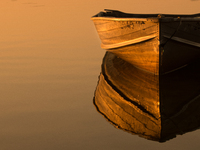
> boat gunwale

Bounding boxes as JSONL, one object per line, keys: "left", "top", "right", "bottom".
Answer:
{"left": 160, "top": 18, "right": 200, "bottom": 22}
{"left": 91, "top": 17, "right": 200, "bottom": 22}
{"left": 91, "top": 17, "right": 158, "bottom": 22}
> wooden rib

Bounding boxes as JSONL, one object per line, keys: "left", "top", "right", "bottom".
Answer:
{"left": 161, "top": 22, "right": 200, "bottom": 44}
{"left": 163, "top": 35, "right": 200, "bottom": 48}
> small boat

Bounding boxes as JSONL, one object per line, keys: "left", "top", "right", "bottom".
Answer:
{"left": 91, "top": 9, "right": 200, "bottom": 75}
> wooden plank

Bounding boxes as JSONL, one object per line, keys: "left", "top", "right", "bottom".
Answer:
{"left": 93, "top": 19, "right": 159, "bottom": 45}
{"left": 101, "top": 34, "right": 157, "bottom": 49}
{"left": 108, "top": 38, "right": 160, "bottom": 75}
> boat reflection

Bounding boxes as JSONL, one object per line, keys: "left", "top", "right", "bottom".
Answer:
{"left": 93, "top": 52, "right": 200, "bottom": 142}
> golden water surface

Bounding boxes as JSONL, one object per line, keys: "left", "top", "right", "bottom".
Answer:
{"left": 1, "top": 0, "right": 200, "bottom": 149}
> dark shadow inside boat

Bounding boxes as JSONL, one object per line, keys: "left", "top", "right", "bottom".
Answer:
{"left": 93, "top": 9, "right": 200, "bottom": 18}
{"left": 93, "top": 51, "right": 200, "bottom": 142}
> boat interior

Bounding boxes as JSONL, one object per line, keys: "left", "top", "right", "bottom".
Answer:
{"left": 93, "top": 9, "right": 200, "bottom": 18}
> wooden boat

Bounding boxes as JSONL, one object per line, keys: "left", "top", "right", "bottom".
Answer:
{"left": 93, "top": 52, "right": 200, "bottom": 142}
{"left": 91, "top": 9, "right": 200, "bottom": 75}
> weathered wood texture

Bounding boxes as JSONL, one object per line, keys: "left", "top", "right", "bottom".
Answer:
{"left": 92, "top": 18, "right": 160, "bottom": 75}
{"left": 109, "top": 38, "right": 159, "bottom": 75}
{"left": 92, "top": 11, "right": 200, "bottom": 75}
{"left": 93, "top": 19, "right": 159, "bottom": 45}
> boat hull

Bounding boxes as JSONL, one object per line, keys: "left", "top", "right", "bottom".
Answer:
{"left": 92, "top": 17, "right": 160, "bottom": 74}
{"left": 91, "top": 10, "right": 200, "bottom": 75}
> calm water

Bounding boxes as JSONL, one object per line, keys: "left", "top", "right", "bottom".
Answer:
{"left": 1, "top": 0, "right": 200, "bottom": 149}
